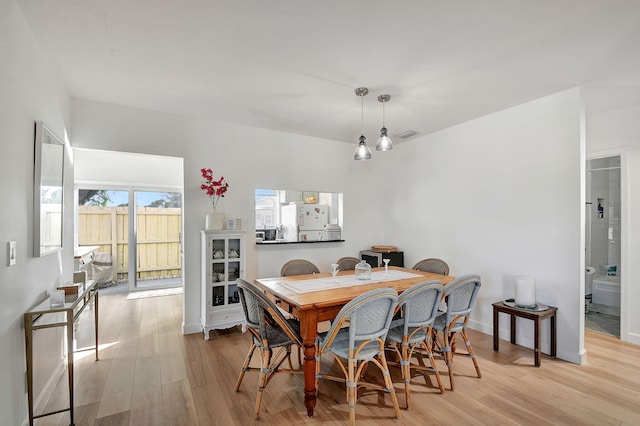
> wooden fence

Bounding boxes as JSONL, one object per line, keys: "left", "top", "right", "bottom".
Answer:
{"left": 77, "top": 206, "right": 182, "bottom": 282}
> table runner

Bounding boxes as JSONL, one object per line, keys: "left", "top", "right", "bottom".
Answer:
{"left": 277, "top": 270, "right": 424, "bottom": 294}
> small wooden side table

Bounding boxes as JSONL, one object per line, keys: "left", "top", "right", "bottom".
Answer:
{"left": 492, "top": 300, "right": 557, "bottom": 367}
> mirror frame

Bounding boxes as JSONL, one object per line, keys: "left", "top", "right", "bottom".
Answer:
{"left": 33, "top": 121, "right": 65, "bottom": 257}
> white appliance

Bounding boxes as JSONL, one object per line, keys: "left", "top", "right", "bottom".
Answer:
{"left": 323, "top": 224, "right": 341, "bottom": 241}
{"left": 281, "top": 203, "right": 329, "bottom": 242}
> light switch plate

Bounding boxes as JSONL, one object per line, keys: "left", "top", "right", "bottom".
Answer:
{"left": 8, "top": 241, "right": 16, "bottom": 266}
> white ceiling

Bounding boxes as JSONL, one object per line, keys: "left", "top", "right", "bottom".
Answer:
{"left": 17, "top": 0, "right": 640, "bottom": 144}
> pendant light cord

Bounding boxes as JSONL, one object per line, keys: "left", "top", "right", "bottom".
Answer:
{"left": 361, "top": 92, "right": 364, "bottom": 135}
{"left": 382, "top": 100, "right": 386, "bottom": 128}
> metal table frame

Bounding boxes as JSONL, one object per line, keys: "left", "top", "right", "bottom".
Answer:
{"left": 24, "top": 280, "right": 99, "bottom": 426}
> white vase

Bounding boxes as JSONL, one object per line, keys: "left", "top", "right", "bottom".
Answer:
{"left": 205, "top": 209, "right": 225, "bottom": 230}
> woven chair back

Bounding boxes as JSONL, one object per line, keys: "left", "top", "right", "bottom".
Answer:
{"left": 280, "top": 259, "right": 320, "bottom": 276}
{"left": 442, "top": 274, "right": 481, "bottom": 326}
{"left": 397, "top": 280, "right": 443, "bottom": 331}
{"left": 336, "top": 256, "right": 360, "bottom": 271}
{"left": 412, "top": 258, "right": 450, "bottom": 275}
{"left": 237, "top": 279, "right": 302, "bottom": 346}
{"left": 320, "top": 287, "right": 397, "bottom": 353}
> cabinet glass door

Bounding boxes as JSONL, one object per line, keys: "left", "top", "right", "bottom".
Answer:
{"left": 212, "top": 285, "right": 225, "bottom": 306}
{"left": 205, "top": 233, "right": 244, "bottom": 309}
{"left": 228, "top": 238, "right": 241, "bottom": 304}
{"left": 211, "top": 237, "right": 225, "bottom": 307}
{"left": 211, "top": 237, "right": 226, "bottom": 283}
{"left": 228, "top": 283, "right": 239, "bottom": 304}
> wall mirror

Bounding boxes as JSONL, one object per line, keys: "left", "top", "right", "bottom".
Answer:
{"left": 255, "top": 189, "right": 343, "bottom": 244}
{"left": 34, "top": 121, "right": 65, "bottom": 257}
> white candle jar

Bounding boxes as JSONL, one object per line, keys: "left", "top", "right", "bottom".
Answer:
{"left": 515, "top": 276, "right": 536, "bottom": 308}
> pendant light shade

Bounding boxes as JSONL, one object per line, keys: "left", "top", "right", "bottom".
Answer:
{"left": 354, "top": 134, "right": 372, "bottom": 160}
{"left": 376, "top": 94, "right": 393, "bottom": 151}
{"left": 354, "top": 87, "right": 372, "bottom": 161}
{"left": 376, "top": 128, "right": 393, "bottom": 151}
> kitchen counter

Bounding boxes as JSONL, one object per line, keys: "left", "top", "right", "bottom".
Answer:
{"left": 256, "top": 240, "right": 344, "bottom": 245}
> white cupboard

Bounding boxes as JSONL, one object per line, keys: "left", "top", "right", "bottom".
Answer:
{"left": 201, "top": 230, "right": 246, "bottom": 340}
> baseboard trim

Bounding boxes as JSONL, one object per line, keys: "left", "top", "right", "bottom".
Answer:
{"left": 182, "top": 321, "right": 202, "bottom": 335}
{"left": 623, "top": 331, "right": 640, "bottom": 346}
{"left": 468, "top": 319, "right": 582, "bottom": 365}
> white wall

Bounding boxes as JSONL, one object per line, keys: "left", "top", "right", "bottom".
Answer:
{"left": 387, "top": 88, "right": 585, "bottom": 363}
{"left": 0, "top": 1, "right": 73, "bottom": 424}
{"left": 74, "top": 148, "right": 183, "bottom": 189}
{"left": 1, "top": 1, "right": 633, "bottom": 422}
{"left": 71, "top": 98, "right": 389, "bottom": 334}
{"left": 72, "top": 90, "right": 586, "bottom": 363}
{"left": 588, "top": 102, "right": 640, "bottom": 344}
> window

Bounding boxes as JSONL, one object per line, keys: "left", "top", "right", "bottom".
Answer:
{"left": 255, "top": 189, "right": 278, "bottom": 228}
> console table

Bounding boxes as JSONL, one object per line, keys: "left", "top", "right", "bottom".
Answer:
{"left": 492, "top": 300, "right": 557, "bottom": 367}
{"left": 24, "top": 279, "right": 99, "bottom": 426}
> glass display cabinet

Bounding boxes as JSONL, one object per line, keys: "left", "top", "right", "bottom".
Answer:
{"left": 200, "top": 230, "right": 246, "bottom": 340}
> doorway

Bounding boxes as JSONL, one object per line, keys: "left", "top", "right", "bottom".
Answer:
{"left": 585, "top": 155, "right": 622, "bottom": 337}
{"left": 76, "top": 187, "right": 183, "bottom": 292}
{"left": 73, "top": 148, "right": 184, "bottom": 294}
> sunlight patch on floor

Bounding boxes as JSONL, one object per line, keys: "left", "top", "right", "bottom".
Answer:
{"left": 126, "top": 287, "right": 183, "bottom": 300}
{"left": 74, "top": 341, "right": 119, "bottom": 361}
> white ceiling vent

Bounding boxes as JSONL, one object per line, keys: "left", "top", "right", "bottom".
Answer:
{"left": 395, "top": 130, "right": 418, "bottom": 139}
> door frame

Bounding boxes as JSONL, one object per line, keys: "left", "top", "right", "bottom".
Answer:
{"left": 586, "top": 148, "right": 627, "bottom": 341}
{"left": 74, "top": 184, "right": 183, "bottom": 292}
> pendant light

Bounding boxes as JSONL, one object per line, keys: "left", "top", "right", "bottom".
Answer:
{"left": 354, "top": 87, "right": 372, "bottom": 161}
{"left": 376, "top": 94, "right": 393, "bottom": 151}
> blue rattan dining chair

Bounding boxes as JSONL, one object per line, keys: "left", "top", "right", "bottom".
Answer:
{"left": 412, "top": 258, "right": 450, "bottom": 276}
{"left": 336, "top": 256, "right": 361, "bottom": 271}
{"left": 234, "top": 279, "right": 303, "bottom": 419}
{"left": 432, "top": 273, "right": 482, "bottom": 391}
{"left": 280, "top": 259, "right": 320, "bottom": 276}
{"left": 315, "top": 287, "right": 400, "bottom": 426}
{"left": 386, "top": 280, "right": 445, "bottom": 409}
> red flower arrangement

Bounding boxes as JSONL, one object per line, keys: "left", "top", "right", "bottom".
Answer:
{"left": 200, "top": 168, "right": 229, "bottom": 209}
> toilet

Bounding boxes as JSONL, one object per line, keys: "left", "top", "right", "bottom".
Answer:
{"left": 585, "top": 267, "right": 595, "bottom": 313}
{"left": 592, "top": 274, "right": 621, "bottom": 307}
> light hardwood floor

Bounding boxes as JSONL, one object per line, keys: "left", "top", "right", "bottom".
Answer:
{"left": 36, "top": 292, "right": 640, "bottom": 425}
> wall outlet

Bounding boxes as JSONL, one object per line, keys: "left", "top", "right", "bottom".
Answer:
{"left": 8, "top": 241, "right": 16, "bottom": 266}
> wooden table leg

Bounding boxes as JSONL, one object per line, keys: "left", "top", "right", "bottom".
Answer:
{"left": 491, "top": 302, "right": 557, "bottom": 367}
{"left": 493, "top": 305, "right": 499, "bottom": 351}
{"left": 534, "top": 318, "right": 541, "bottom": 367}
{"left": 299, "top": 310, "right": 318, "bottom": 417}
